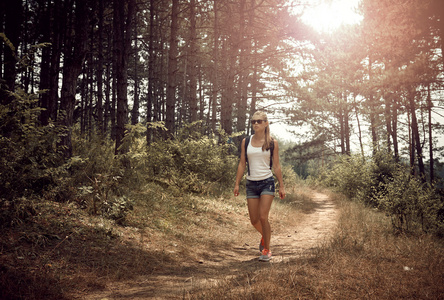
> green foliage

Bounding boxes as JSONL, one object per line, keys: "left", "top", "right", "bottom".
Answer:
{"left": 142, "top": 123, "right": 239, "bottom": 195}
{"left": 317, "top": 151, "right": 444, "bottom": 235}
{"left": 280, "top": 164, "right": 300, "bottom": 190}
{"left": 70, "top": 134, "right": 132, "bottom": 222}
{"left": 374, "top": 168, "right": 444, "bottom": 235}
{"left": 0, "top": 89, "right": 66, "bottom": 201}
{"left": 62, "top": 122, "right": 238, "bottom": 224}
{"left": 102, "top": 195, "right": 134, "bottom": 224}
{"left": 317, "top": 154, "right": 373, "bottom": 201}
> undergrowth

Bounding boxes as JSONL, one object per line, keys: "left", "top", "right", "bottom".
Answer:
{"left": 315, "top": 152, "right": 444, "bottom": 236}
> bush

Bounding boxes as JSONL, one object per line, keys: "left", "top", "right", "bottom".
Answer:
{"left": 374, "top": 168, "right": 444, "bottom": 234}
{"left": 0, "top": 89, "right": 66, "bottom": 201}
{"left": 142, "top": 124, "right": 238, "bottom": 195}
{"left": 317, "top": 151, "right": 444, "bottom": 235}
{"left": 69, "top": 133, "right": 132, "bottom": 220}
{"left": 68, "top": 123, "right": 239, "bottom": 220}
{"left": 317, "top": 154, "right": 373, "bottom": 201}
{"left": 281, "top": 164, "right": 300, "bottom": 190}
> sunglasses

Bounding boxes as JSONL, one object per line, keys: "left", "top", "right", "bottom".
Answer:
{"left": 251, "top": 119, "right": 266, "bottom": 125}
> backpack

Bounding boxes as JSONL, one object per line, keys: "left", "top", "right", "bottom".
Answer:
{"left": 245, "top": 135, "right": 274, "bottom": 176}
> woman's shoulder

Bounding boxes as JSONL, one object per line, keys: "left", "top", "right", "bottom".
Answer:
{"left": 271, "top": 137, "right": 279, "bottom": 148}
{"left": 241, "top": 136, "right": 248, "bottom": 148}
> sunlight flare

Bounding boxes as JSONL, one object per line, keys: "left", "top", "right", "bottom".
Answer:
{"left": 301, "top": 0, "right": 363, "bottom": 33}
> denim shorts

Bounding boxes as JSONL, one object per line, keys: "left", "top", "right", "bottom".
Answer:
{"left": 246, "top": 176, "right": 275, "bottom": 198}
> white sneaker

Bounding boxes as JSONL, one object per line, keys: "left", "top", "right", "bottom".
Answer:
{"left": 259, "top": 249, "right": 272, "bottom": 262}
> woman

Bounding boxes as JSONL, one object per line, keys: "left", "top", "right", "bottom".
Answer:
{"left": 234, "top": 111, "right": 286, "bottom": 262}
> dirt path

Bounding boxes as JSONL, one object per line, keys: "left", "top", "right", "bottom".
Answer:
{"left": 272, "top": 192, "right": 337, "bottom": 262}
{"left": 85, "top": 192, "right": 337, "bottom": 299}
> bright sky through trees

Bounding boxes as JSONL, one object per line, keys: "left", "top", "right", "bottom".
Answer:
{"left": 271, "top": 0, "right": 363, "bottom": 142}
{"left": 301, "top": 0, "right": 363, "bottom": 33}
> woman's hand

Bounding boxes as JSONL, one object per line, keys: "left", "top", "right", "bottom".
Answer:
{"left": 279, "top": 186, "right": 286, "bottom": 199}
{"left": 234, "top": 185, "right": 240, "bottom": 197}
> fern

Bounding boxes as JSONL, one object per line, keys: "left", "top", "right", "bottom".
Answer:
{"left": 0, "top": 89, "right": 66, "bottom": 201}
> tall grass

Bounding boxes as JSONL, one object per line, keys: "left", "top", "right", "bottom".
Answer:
{"left": 191, "top": 193, "right": 444, "bottom": 299}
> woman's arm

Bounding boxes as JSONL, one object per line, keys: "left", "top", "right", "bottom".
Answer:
{"left": 234, "top": 138, "right": 246, "bottom": 197}
{"left": 272, "top": 139, "right": 286, "bottom": 199}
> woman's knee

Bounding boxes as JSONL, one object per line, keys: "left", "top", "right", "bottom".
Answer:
{"left": 250, "top": 216, "right": 260, "bottom": 226}
{"left": 259, "top": 214, "right": 269, "bottom": 224}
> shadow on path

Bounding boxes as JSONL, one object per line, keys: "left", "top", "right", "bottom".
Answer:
{"left": 83, "top": 192, "right": 338, "bottom": 299}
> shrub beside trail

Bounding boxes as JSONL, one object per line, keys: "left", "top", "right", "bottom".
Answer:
{"left": 316, "top": 152, "right": 444, "bottom": 236}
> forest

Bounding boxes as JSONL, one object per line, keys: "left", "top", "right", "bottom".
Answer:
{"left": 1, "top": 0, "right": 444, "bottom": 298}
{"left": 2, "top": 0, "right": 443, "bottom": 163}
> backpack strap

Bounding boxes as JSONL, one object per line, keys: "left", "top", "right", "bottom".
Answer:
{"left": 245, "top": 135, "right": 274, "bottom": 176}
{"left": 245, "top": 135, "right": 251, "bottom": 176}
{"left": 269, "top": 137, "right": 274, "bottom": 170}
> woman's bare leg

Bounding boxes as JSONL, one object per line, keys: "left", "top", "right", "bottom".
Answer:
{"left": 258, "top": 194, "right": 273, "bottom": 250}
{"left": 247, "top": 195, "right": 274, "bottom": 250}
{"left": 247, "top": 198, "right": 263, "bottom": 235}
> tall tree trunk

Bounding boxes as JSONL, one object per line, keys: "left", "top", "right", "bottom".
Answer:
{"left": 368, "top": 55, "right": 378, "bottom": 156}
{"left": 20, "top": 0, "right": 30, "bottom": 93}
{"left": 131, "top": 21, "right": 139, "bottom": 126}
{"left": 345, "top": 107, "right": 351, "bottom": 155}
{"left": 248, "top": 0, "right": 257, "bottom": 137}
{"left": 384, "top": 93, "right": 392, "bottom": 153}
{"left": 38, "top": 0, "right": 60, "bottom": 124}
{"left": 179, "top": 58, "right": 187, "bottom": 127}
{"left": 87, "top": 23, "right": 94, "bottom": 138}
{"left": 198, "top": 63, "right": 205, "bottom": 126}
{"left": 354, "top": 100, "right": 365, "bottom": 158}
{"left": 0, "top": 0, "right": 4, "bottom": 81}
{"left": 39, "top": 0, "right": 51, "bottom": 125}
{"left": 249, "top": 53, "right": 258, "bottom": 136}
{"left": 237, "top": 0, "right": 248, "bottom": 134}
{"left": 392, "top": 95, "right": 399, "bottom": 161}
{"left": 156, "top": 27, "right": 166, "bottom": 124}
{"left": 80, "top": 69, "right": 87, "bottom": 135}
{"left": 114, "top": 0, "right": 135, "bottom": 154}
{"left": 166, "top": 0, "right": 179, "bottom": 136}
{"left": 1, "top": 0, "right": 22, "bottom": 104}
{"left": 427, "top": 84, "right": 434, "bottom": 183}
{"left": 338, "top": 92, "right": 348, "bottom": 155}
{"left": 49, "top": 5, "right": 62, "bottom": 123}
{"left": 96, "top": 0, "right": 104, "bottom": 135}
{"left": 211, "top": 0, "right": 219, "bottom": 132}
{"left": 110, "top": 5, "right": 118, "bottom": 142}
{"left": 104, "top": 24, "right": 112, "bottom": 136}
{"left": 113, "top": 0, "right": 124, "bottom": 150}
{"left": 146, "top": 0, "right": 155, "bottom": 143}
{"left": 104, "top": 56, "right": 111, "bottom": 136}
{"left": 188, "top": 0, "right": 198, "bottom": 123}
{"left": 221, "top": 38, "right": 234, "bottom": 135}
{"left": 59, "top": 0, "right": 89, "bottom": 158}
{"left": 409, "top": 92, "right": 426, "bottom": 182}
{"left": 408, "top": 109, "right": 415, "bottom": 175}
{"left": 339, "top": 109, "right": 345, "bottom": 154}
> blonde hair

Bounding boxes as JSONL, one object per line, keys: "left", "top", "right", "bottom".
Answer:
{"left": 252, "top": 111, "right": 272, "bottom": 151}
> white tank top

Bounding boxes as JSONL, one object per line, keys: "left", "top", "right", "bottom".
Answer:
{"left": 246, "top": 142, "right": 273, "bottom": 181}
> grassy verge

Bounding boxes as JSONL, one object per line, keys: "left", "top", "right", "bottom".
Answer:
{"left": 0, "top": 182, "right": 255, "bottom": 300}
{"left": 192, "top": 193, "right": 444, "bottom": 299}
{"left": 1, "top": 185, "right": 443, "bottom": 299}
